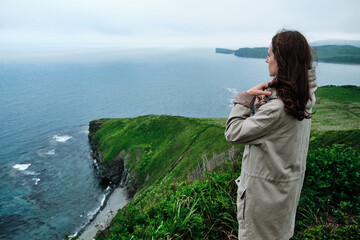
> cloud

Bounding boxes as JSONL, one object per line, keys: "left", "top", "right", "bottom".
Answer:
{"left": 0, "top": 0, "right": 359, "bottom": 48}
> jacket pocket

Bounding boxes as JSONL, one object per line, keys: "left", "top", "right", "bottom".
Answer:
{"left": 236, "top": 180, "right": 246, "bottom": 221}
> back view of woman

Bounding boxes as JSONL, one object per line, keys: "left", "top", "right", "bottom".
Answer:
{"left": 225, "top": 30, "right": 317, "bottom": 239}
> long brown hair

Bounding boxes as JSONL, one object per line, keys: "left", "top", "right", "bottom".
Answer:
{"left": 269, "top": 29, "right": 313, "bottom": 120}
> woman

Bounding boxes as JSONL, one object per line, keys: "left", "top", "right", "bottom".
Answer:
{"left": 225, "top": 30, "right": 317, "bottom": 239}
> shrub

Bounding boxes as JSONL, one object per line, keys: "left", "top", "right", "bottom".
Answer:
{"left": 299, "top": 146, "right": 360, "bottom": 213}
{"left": 294, "top": 146, "right": 360, "bottom": 239}
{"left": 97, "top": 145, "right": 360, "bottom": 240}
{"left": 97, "top": 171, "right": 240, "bottom": 240}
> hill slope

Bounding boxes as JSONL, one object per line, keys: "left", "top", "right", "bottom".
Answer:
{"left": 89, "top": 116, "right": 243, "bottom": 198}
{"left": 85, "top": 86, "right": 360, "bottom": 240}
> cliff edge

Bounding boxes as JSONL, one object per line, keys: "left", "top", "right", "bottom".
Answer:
{"left": 88, "top": 115, "right": 243, "bottom": 198}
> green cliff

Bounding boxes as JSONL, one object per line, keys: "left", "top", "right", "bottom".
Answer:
{"left": 89, "top": 116, "right": 243, "bottom": 198}
{"left": 87, "top": 86, "right": 360, "bottom": 239}
{"left": 234, "top": 47, "right": 268, "bottom": 58}
{"left": 215, "top": 48, "right": 234, "bottom": 54}
{"left": 217, "top": 45, "right": 360, "bottom": 64}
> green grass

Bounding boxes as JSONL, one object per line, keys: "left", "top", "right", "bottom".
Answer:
{"left": 94, "top": 145, "right": 360, "bottom": 240}
{"left": 96, "top": 171, "right": 241, "bottom": 240}
{"left": 309, "top": 130, "right": 360, "bottom": 151}
{"left": 314, "top": 85, "right": 360, "bottom": 103}
{"left": 83, "top": 85, "right": 360, "bottom": 240}
{"left": 311, "top": 85, "right": 360, "bottom": 131}
{"left": 313, "top": 45, "right": 360, "bottom": 64}
{"left": 90, "top": 115, "right": 242, "bottom": 198}
{"left": 294, "top": 146, "right": 360, "bottom": 239}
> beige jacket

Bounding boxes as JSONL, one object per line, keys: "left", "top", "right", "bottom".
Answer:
{"left": 225, "top": 69, "right": 317, "bottom": 240}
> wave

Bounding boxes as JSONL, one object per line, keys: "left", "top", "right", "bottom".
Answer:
{"left": 224, "top": 87, "right": 238, "bottom": 95}
{"left": 100, "top": 194, "right": 106, "bottom": 206}
{"left": 80, "top": 130, "right": 89, "bottom": 134}
{"left": 23, "top": 171, "right": 40, "bottom": 176}
{"left": 32, "top": 178, "right": 41, "bottom": 185}
{"left": 86, "top": 206, "right": 100, "bottom": 219}
{"left": 86, "top": 194, "right": 107, "bottom": 219}
{"left": 75, "top": 188, "right": 114, "bottom": 237}
{"left": 53, "top": 135, "right": 72, "bottom": 143}
{"left": 12, "top": 163, "right": 31, "bottom": 171}
{"left": 45, "top": 150, "right": 55, "bottom": 155}
{"left": 228, "top": 98, "right": 235, "bottom": 108}
{"left": 85, "top": 187, "right": 112, "bottom": 222}
{"left": 68, "top": 232, "right": 78, "bottom": 239}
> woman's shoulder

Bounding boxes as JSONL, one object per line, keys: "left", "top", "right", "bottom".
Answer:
{"left": 257, "top": 88, "right": 284, "bottom": 112}
{"left": 256, "top": 98, "right": 286, "bottom": 120}
{"left": 262, "top": 98, "right": 284, "bottom": 110}
{"left": 255, "top": 98, "right": 297, "bottom": 129}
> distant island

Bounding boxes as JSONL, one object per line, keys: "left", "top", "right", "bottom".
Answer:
{"left": 216, "top": 45, "right": 360, "bottom": 64}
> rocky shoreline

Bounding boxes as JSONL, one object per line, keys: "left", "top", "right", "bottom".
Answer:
{"left": 89, "top": 120, "right": 128, "bottom": 187}
{"left": 89, "top": 120, "right": 145, "bottom": 198}
{"left": 75, "top": 120, "right": 132, "bottom": 240}
{"left": 78, "top": 187, "right": 128, "bottom": 240}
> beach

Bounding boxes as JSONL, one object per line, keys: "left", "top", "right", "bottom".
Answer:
{"left": 78, "top": 187, "right": 129, "bottom": 240}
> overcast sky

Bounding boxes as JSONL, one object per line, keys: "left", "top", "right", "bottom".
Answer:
{"left": 1, "top": 0, "right": 360, "bottom": 49}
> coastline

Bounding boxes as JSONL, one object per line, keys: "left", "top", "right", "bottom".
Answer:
{"left": 78, "top": 187, "right": 129, "bottom": 240}
{"left": 77, "top": 120, "right": 130, "bottom": 240}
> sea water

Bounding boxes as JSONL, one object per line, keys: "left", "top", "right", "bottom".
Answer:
{"left": 0, "top": 48, "right": 359, "bottom": 240}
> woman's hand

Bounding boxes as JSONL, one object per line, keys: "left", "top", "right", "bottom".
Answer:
{"left": 247, "top": 83, "right": 271, "bottom": 96}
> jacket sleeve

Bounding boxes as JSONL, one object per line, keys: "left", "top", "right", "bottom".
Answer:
{"left": 225, "top": 92, "right": 279, "bottom": 145}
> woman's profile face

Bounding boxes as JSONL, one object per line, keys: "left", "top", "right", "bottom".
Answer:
{"left": 266, "top": 44, "right": 278, "bottom": 77}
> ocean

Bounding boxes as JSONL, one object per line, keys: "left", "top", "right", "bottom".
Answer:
{"left": 0, "top": 48, "right": 359, "bottom": 240}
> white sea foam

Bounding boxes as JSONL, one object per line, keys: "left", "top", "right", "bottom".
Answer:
{"left": 79, "top": 188, "right": 128, "bottom": 240}
{"left": 53, "top": 135, "right": 72, "bottom": 142}
{"left": 68, "top": 232, "right": 78, "bottom": 238}
{"left": 32, "top": 178, "right": 41, "bottom": 185}
{"left": 225, "top": 87, "right": 238, "bottom": 95}
{"left": 24, "top": 171, "right": 40, "bottom": 176}
{"left": 13, "top": 163, "right": 31, "bottom": 171}
{"left": 86, "top": 194, "right": 107, "bottom": 219}
{"left": 100, "top": 194, "right": 106, "bottom": 206}
{"left": 93, "top": 159, "right": 99, "bottom": 169}
{"left": 45, "top": 150, "right": 55, "bottom": 155}
{"left": 87, "top": 206, "right": 100, "bottom": 218}
{"left": 228, "top": 97, "right": 235, "bottom": 108}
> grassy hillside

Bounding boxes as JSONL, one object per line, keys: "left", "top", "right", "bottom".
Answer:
{"left": 90, "top": 116, "right": 243, "bottom": 199}
{"left": 81, "top": 86, "right": 359, "bottom": 240}
{"left": 313, "top": 45, "right": 360, "bottom": 64}
{"left": 311, "top": 85, "right": 360, "bottom": 131}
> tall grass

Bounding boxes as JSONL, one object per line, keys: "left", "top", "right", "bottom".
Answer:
{"left": 96, "top": 166, "right": 241, "bottom": 239}
{"left": 94, "top": 145, "right": 360, "bottom": 239}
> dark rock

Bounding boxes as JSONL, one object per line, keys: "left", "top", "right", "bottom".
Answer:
{"left": 88, "top": 120, "right": 129, "bottom": 188}
{"left": 89, "top": 119, "right": 104, "bottom": 142}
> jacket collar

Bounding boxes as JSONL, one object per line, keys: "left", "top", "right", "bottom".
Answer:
{"left": 265, "top": 87, "right": 277, "bottom": 101}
